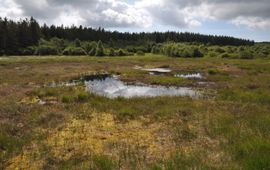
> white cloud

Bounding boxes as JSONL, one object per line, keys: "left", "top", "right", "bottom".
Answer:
{"left": 135, "top": 0, "right": 201, "bottom": 28}
{"left": 231, "top": 16, "right": 270, "bottom": 29}
{"left": 0, "top": 0, "right": 270, "bottom": 29}
{"left": 0, "top": 0, "right": 22, "bottom": 19}
{"left": 101, "top": 8, "right": 151, "bottom": 27}
{"left": 54, "top": 8, "right": 85, "bottom": 27}
{"left": 195, "top": 0, "right": 270, "bottom": 29}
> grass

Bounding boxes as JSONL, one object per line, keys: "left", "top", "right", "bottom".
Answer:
{"left": 147, "top": 76, "right": 192, "bottom": 86}
{"left": 0, "top": 55, "right": 269, "bottom": 169}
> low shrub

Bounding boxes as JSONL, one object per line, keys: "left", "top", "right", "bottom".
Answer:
{"left": 19, "top": 46, "right": 36, "bottom": 55}
{"left": 88, "top": 48, "right": 96, "bottom": 56}
{"left": 108, "top": 48, "right": 115, "bottom": 56}
{"left": 37, "top": 45, "right": 58, "bottom": 55}
{"left": 208, "top": 52, "right": 218, "bottom": 57}
{"left": 117, "top": 49, "right": 126, "bottom": 56}
{"left": 136, "top": 50, "right": 145, "bottom": 56}
{"left": 221, "top": 53, "right": 231, "bottom": 58}
{"left": 151, "top": 45, "right": 162, "bottom": 54}
{"left": 181, "top": 49, "right": 192, "bottom": 58}
{"left": 62, "top": 47, "right": 86, "bottom": 56}
{"left": 215, "top": 47, "right": 226, "bottom": 53}
{"left": 239, "top": 51, "right": 254, "bottom": 59}
{"left": 191, "top": 48, "right": 204, "bottom": 58}
{"left": 95, "top": 40, "right": 105, "bottom": 56}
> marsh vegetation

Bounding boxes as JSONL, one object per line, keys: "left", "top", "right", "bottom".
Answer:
{"left": 0, "top": 55, "right": 269, "bottom": 169}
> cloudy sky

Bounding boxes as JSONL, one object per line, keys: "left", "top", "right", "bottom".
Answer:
{"left": 1, "top": 0, "right": 270, "bottom": 41}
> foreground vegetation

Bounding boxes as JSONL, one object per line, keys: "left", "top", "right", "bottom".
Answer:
{"left": 0, "top": 55, "right": 269, "bottom": 169}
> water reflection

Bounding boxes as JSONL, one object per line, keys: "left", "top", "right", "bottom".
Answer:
{"left": 142, "top": 68, "right": 172, "bottom": 73}
{"left": 85, "top": 77, "right": 200, "bottom": 98}
{"left": 175, "top": 73, "right": 203, "bottom": 79}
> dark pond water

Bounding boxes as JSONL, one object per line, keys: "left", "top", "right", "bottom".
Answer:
{"left": 85, "top": 76, "right": 200, "bottom": 98}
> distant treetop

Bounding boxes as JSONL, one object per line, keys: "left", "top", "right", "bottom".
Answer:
{"left": 0, "top": 17, "right": 255, "bottom": 55}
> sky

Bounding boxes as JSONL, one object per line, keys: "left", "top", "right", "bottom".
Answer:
{"left": 1, "top": 0, "right": 270, "bottom": 42}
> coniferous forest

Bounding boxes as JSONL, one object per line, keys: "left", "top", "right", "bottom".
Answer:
{"left": 0, "top": 17, "right": 255, "bottom": 56}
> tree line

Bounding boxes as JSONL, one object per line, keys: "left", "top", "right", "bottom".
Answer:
{"left": 0, "top": 17, "right": 255, "bottom": 55}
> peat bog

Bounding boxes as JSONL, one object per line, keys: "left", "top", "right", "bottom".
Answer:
{"left": 0, "top": 55, "right": 269, "bottom": 170}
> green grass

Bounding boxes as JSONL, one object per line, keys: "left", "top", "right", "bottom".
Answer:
{"left": 148, "top": 76, "right": 191, "bottom": 86}
{"left": 0, "top": 55, "right": 269, "bottom": 169}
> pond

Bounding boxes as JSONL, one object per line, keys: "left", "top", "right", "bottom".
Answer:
{"left": 175, "top": 73, "right": 203, "bottom": 79}
{"left": 142, "top": 68, "right": 172, "bottom": 73}
{"left": 142, "top": 68, "right": 172, "bottom": 75}
{"left": 85, "top": 76, "right": 200, "bottom": 98}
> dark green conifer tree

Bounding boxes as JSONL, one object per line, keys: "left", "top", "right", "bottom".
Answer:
{"left": 95, "top": 40, "right": 105, "bottom": 56}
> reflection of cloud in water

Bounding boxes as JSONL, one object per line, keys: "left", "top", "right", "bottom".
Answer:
{"left": 175, "top": 73, "right": 203, "bottom": 79}
{"left": 142, "top": 68, "right": 172, "bottom": 73}
{"left": 85, "top": 77, "right": 200, "bottom": 98}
